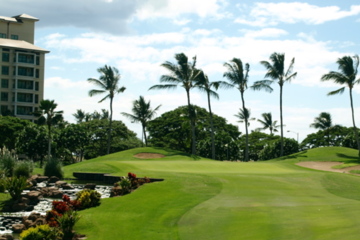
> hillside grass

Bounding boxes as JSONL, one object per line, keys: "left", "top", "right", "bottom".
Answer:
{"left": 66, "top": 147, "right": 360, "bottom": 240}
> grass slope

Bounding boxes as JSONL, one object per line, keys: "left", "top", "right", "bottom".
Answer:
{"left": 66, "top": 147, "right": 360, "bottom": 240}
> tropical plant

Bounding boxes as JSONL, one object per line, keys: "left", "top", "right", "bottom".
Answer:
{"left": 33, "top": 99, "right": 64, "bottom": 160}
{"left": 88, "top": 65, "right": 126, "bottom": 155}
{"left": 0, "top": 146, "right": 17, "bottom": 177}
{"left": 223, "top": 58, "right": 251, "bottom": 161}
{"left": 121, "top": 96, "right": 161, "bottom": 146}
{"left": 194, "top": 71, "right": 223, "bottom": 159}
{"left": 44, "top": 158, "right": 63, "bottom": 179}
{"left": 149, "top": 53, "right": 201, "bottom": 155}
{"left": 13, "top": 160, "right": 33, "bottom": 178}
{"left": 56, "top": 210, "right": 80, "bottom": 240}
{"left": 76, "top": 189, "right": 101, "bottom": 209}
{"left": 310, "top": 112, "right": 334, "bottom": 146}
{"left": 252, "top": 52, "right": 297, "bottom": 157}
{"left": 73, "top": 109, "right": 86, "bottom": 123}
{"left": 321, "top": 55, "right": 360, "bottom": 156}
{"left": 19, "top": 224, "right": 60, "bottom": 240}
{"left": 235, "top": 107, "right": 255, "bottom": 127}
{"left": 256, "top": 112, "right": 280, "bottom": 135}
{"left": 4, "top": 176, "right": 29, "bottom": 200}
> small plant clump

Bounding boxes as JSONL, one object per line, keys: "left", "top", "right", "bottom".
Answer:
{"left": 112, "top": 172, "right": 151, "bottom": 197}
{"left": 19, "top": 224, "right": 61, "bottom": 240}
{"left": 44, "top": 158, "right": 63, "bottom": 179}
{"left": 75, "top": 189, "right": 101, "bottom": 209}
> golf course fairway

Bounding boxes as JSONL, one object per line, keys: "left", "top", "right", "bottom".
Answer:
{"left": 62, "top": 147, "right": 360, "bottom": 239}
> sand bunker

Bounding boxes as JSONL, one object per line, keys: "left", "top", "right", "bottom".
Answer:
{"left": 134, "top": 153, "right": 165, "bottom": 159}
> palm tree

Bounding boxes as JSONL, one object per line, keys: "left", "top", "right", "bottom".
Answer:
{"left": 88, "top": 65, "right": 126, "bottom": 155}
{"left": 223, "top": 58, "right": 251, "bottom": 161}
{"left": 256, "top": 112, "right": 280, "bottom": 135}
{"left": 321, "top": 55, "right": 360, "bottom": 155}
{"left": 252, "top": 52, "right": 297, "bottom": 157}
{"left": 73, "top": 109, "right": 86, "bottom": 123}
{"left": 149, "top": 53, "right": 200, "bottom": 155}
{"left": 194, "top": 71, "right": 223, "bottom": 159}
{"left": 310, "top": 112, "right": 333, "bottom": 146}
{"left": 121, "top": 96, "right": 161, "bottom": 146}
{"left": 235, "top": 107, "right": 255, "bottom": 126}
{"left": 34, "top": 99, "right": 63, "bottom": 163}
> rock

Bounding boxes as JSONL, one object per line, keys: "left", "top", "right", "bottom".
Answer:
{"left": 36, "top": 176, "right": 49, "bottom": 183}
{"left": 41, "top": 187, "right": 63, "bottom": 198}
{"left": 55, "top": 181, "right": 68, "bottom": 188}
{"left": 12, "top": 202, "right": 27, "bottom": 212}
{"left": 11, "top": 223, "right": 25, "bottom": 233}
{"left": 84, "top": 183, "right": 96, "bottom": 190}
{"left": 27, "top": 212, "right": 41, "bottom": 221}
{"left": 23, "top": 219, "right": 34, "bottom": 228}
{"left": 34, "top": 218, "right": 46, "bottom": 226}
{"left": 25, "top": 191, "right": 42, "bottom": 205}
{"left": 110, "top": 186, "right": 122, "bottom": 197}
{"left": 62, "top": 184, "right": 74, "bottom": 190}
{"left": 0, "top": 235, "right": 13, "bottom": 240}
{"left": 48, "top": 176, "right": 60, "bottom": 183}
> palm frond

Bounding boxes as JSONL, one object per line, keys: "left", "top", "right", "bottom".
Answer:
{"left": 327, "top": 87, "right": 345, "bottom": 96}
{"left": 251, "top": 80, "right": 274, "bottom": 92}
{"left": 149, "top": 84, "right": 177, "bottom": 91}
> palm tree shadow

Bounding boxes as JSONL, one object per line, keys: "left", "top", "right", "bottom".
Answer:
{"left": 336, "top": 153, "right": 360, "bottom": 162}
{"left": 277, "top": 150, "right": 309, "bottom": 160}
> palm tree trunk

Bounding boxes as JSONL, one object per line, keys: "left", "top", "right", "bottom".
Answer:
{"left": 47, "top": 124, "right": 51, "bottom": 160}
{"left": 107, "top": 97, "right": 113, "bottom": 155}
{"left": 349, "top": 88, "right": 360, "bottom": 156}
{"left": 207, "top": 92, "right": 216, "bottom": 159}
{"left": 241, "top": 92, "right": 249, "bottom": 162}
{"left": 186, "top": 89, "right": 196, "bottom": 155}
{"left": 142, "top": 124, "right": 148, "bottom": 147}
{"left": 279, "top": 85, "right": 284, "bottom": 157}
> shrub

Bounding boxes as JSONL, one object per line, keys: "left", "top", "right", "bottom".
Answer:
{"left": 57, "top": 210, "right": 80, "bottom": 240}
{"left": 0, "top": 147, "right": 17, "bottom": 177}
{"left": 19, "top": 224, "right": 60, "bottom": 240}
{"left": 3, "top": 176, "right": 29, "bottom": 200}
{"left": 258, "top": 138, "right": 299, "bottom": 160}
{"left": 13, "top": 160, "right": 34, "bottom": 178}
{"left": 44, "top": 158, "right": 63, "bottom": 179}
{"left": 119, "top": 178, "right": 132, "bottom": 194}
{"left": 76, "top": 189, "right": 101, "bottom": 209}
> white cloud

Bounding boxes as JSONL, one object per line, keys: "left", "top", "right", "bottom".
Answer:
{"left": 241, "top": 28, "right": 288, "bottom": 38}
{"left": 235, "top": 3, "right": 360, "bottom": 26}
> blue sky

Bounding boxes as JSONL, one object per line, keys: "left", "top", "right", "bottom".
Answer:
{"left": 2, "top": 0, "right": 360, "bottom": 141}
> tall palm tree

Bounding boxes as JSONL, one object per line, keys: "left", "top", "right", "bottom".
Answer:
{"left": 121, "top": 96, "right": 161, "bottom": 146}
{"left": 256, "top": 112, "right": 280, "bottom": 135}
{"left": 252, "top": 52, "right": 297, "bottom": 157}
{"left": 194, "top": 71, "right": 223, "bottom": 159}
{"left": 149, "top": 53, "right": 200, "bottom": 155}
{"left": 321, "top": 55, "right": 360, "bottom": 155}
{"left": 88, "top": 65, "right": 126, "bottom": 155}
{"left": 73, "top": 109, "right": 86, "bottom": 123}
{"left": 310, "top": 112, "right": 333, "bottom": 146}
{"left": 34, "top": 99, "right": 63, "bottom": 162}
{"left": 235, "top": 107, "right": 255, "bottom": 126}
{"left": 223, "top": 58, "right": 251, "bottom": 161}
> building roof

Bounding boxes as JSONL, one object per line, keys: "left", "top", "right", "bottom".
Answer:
{"left": 0, "top": 39, "right": 49, "bottom": 53}
{"left": 0, "top": 14, "right": 39, "bottom": 23}
{"left": 13, "top": 14, "right": 39, "bottom": 21}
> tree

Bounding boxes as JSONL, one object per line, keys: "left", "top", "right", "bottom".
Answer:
{"left": 310, "top": 112, "right": 334, "bottom": 146}
{"left": 252, "top": 52, "right": 297, "bottom": 157}
{"left": 194, "top": 71, "right": 223, "bottom": 159}
{"left": 149, "top": 53, "right": 200, "bottom": 155}
{"left": 234, "top": 107, "right": 255, "bottom": 126}
{"left": 33, "top": 99, "right": 63, "bottom": 160}
{"left": 223, "top": 58, "right": 251, "bottom": 161}
{"left": 121, "top": 96, "right": 161, "bottom": 146}
{"left": 0, "top": 116, "right": 30, "bottom": 150}
{"left": 321, "top": 55, "right": 360, "bottom": 156}
{"left": 259, "top": 137, "right": 299, "bottom": 160}
{"left": 73, "top": 109, "right": 86, "bottom": 123}
{"left": 88, "top": 65, "right": 126, "bottom": 155}
{"left": 256, "top": 112, "right": 280, "bottom": 135}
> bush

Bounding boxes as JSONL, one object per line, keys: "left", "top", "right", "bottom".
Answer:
{"left": 44, "top": 158, "right": 63, "bottom": 179}
{"left": 259, "top": 138, "right": 299, "bottom": 160}
{"left": 19, "top": 224, "right": 60, "bottom": 240}
{"left": 0, "top": 147, "right": 17, "bottom": 177}
{"left": 4, "top": 176, "right": 29, "bottom": 200}
{"left": 13, "top": 160, "right": 34, "bottom": 178}
{"left": 76, "top": 189, "right": 101, "bottom": 209}
{"left": 119, "top": 178, "right": 132, "bottom": 194}
{"left": 57, "top": 210, "right": 80, "bottom": 240}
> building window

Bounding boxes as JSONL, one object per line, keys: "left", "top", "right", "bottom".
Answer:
{"left": 1, "top": 105, "right": 9, "bottom": 115}
{"left": 1, "top": 79, "right": 9, "bottom": 88}
{"left": 35, "top": 69, "right": 39, "bottom": 78}
{"left": 36, "top": 56, "right": 40, "bottom": 65}
{"left": 17, "top": 67, "right": 34, "bottom": 77}
{"left": 17, "top": 80, "right": 34, "bottom": 90}
{"left": 2, "top": 53, "right": 9, "bottom": 62}
{"left": 1, "top": 66, "right": 9, "bottom": 75}
{"left": 1, "top": 92, "right": 8, "bottom": 101}
{"left": 0, "top": 33, "right": 6, "bottom": 39}
{"left": 17, "top": 93, "right": 33, "bottom": 103}
{"left": 11, "top": 35, "right": 19, "bottom": 40}
{"left": 17, "top": 106, "right": 33, "bottom": 115}
{"left": 35, "top": 94, "right": 38, "bottom": 103}
{"left": 18, "top": 53, "right": 35, "bottom": 64}
{"left": 35, "top": 82, "right": 39, "bottom": 91}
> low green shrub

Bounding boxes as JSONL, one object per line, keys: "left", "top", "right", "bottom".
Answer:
{"left": 44, "top": 158, "right": 63, "bottom": 179}
{"left": 57, "top": 210, "right": 80, "bottom": 240}
{"left": 76, "top": 189, "right": 101, "bottom": 209}
{"left": 119, "top": 178, "right": 132, "bottom": 194}
{"left": 4, "top": 176, "right": 29, "bottom": 200}
{"left": 19, "top": 224, "right": 60, "bottom": 240}
{"left": 13, "top": 160, "right": 34, "bottom": 178}
{"left": 0, "top": 147, "right": 17, "bottom": 177}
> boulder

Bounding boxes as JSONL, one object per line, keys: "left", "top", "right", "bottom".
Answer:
{"left": 55, "top": 181, "right": 68, "bottom": 188}
{"left": 84, "top": 183, "right": 96, "bottom": 190}
{"left": 11, "top": 202, "right": 27, "bottom": 212}
{"left": 11, "top": 223, "right": 25, "bottom": 233}
{"left": 23, "top": 219, "right": 34, "bottom": 228}
{"left": 62, "top": 184, "right": 74, "bottom": 190}
{"left": 0, "top": 235, "right": 14, "bottom": 240}
{"left": 36, "top": 176, "right": 49, "bottom": 183}
{"left": 48, "top": 176, "right": 60, "bottom": 183}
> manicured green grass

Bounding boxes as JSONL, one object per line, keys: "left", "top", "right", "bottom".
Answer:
{"left": 332, "top": 163, "right": 359, "bottom": 169}
{"left": 59, "top": 147, "right": 360, "bottom": 240}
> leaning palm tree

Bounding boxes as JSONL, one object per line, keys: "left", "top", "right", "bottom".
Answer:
{"left": 121, "top": 96, "right": 161, "bottom": 146}
{"left": 223, "top": 58, "right": 251, "bottom": 161}
{"left": 252, "top": 52, "right": 297, "bottom": 157}
{"left": 256, "top": 112, "right": 280, "bottom": 135}
{"left": 149, "top": 53, "right": 200, "bottom": 155}
{"left": 310, "top": 112, "right": 333, "bottom": 146}
{"left": 33, "top": 99, "right": 63, "bottom": 162}
{"left": 194, "top": 71, "right": 223, "bottom": 159}
{"left": 88, "top": 65, "right": 126, "bottom": 155}
{"left": 321, "top": 55, "right": 360, "bottom": 155}
{"left": 73, "top": 109, "right": 86, "bottom": 123}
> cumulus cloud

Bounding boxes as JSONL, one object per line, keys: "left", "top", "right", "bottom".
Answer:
{"left": 235, "top": 3, "right": 360, "bottom": 26}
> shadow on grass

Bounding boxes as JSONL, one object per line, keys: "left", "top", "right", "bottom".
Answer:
{"left": 152, "top": 147, "right": 192, "bottom": 158}
{"left": 271, "top": 150, "right": 309, "bottom": 161}
{"left": 336, "top": 153, "right": 360, "bottom": 162}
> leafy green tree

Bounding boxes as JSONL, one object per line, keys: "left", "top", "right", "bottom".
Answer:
{"left": 310, "top": 112, "right": 334, "bottom": 146}
{"left": 256, "top": 112, "right": 280, "bottom": 135}
{"left": 73, "top": 109, "right": 86, "bottom": 123}
{"left": 149, "top": 53, "right": 200, "bottom": 155}
{"left": 194, "top": 71, "right": 223, "bottom": 159}
{"left": 259, "top": 137, "right": 299, "bottom": 160}
{"left": 121, "top": 96, "right": 161, "bottom": 146}
{"left": 252, "top": 52, "right": 297, "bottom": 157}
{"left": 321, "top": 55, "right": 360, "bottom": 156}
{"left": 0, "top": 116, "right": 30, "bottom": 150}
{"left": 88, "top": 65, "right": 126, "bottom": 155}
{"left": 33, "top": 99, "right": 64, "bottom": 160}
{"left": 223, "top": 58, "right": 251, "bottom": 161}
